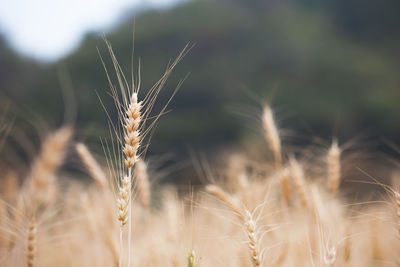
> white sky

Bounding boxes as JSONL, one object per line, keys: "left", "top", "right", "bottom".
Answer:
{"left": 0, "top": 0, "right": 180, "bottom": 62}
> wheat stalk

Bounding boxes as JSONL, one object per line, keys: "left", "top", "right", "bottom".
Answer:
{"left": 123, "top": 91, "right": 142, "bottom": 267}
{"left": 101, "top": 38, "right": 190, "bottom": 267}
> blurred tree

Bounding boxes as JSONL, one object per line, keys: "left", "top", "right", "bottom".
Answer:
{"left": 1, "top": 0, "right": 399, "bottom": 159}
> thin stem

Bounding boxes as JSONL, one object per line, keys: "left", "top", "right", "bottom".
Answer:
{"left": 119, "top": 229, "right": 123, "bottom": 267}
{"left": 127, "top": 167, "right": 132, "bottom": 267}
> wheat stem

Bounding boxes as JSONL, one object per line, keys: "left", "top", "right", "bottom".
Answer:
{"left": 127, "top": 167, "right": 132, "bottom": 267}
{"left": 119, "top": 229, "right": 123, "bottom": 267}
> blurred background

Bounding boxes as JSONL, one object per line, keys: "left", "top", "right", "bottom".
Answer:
{"left": 1, "top": 0, "right": 399, "bottom": 178}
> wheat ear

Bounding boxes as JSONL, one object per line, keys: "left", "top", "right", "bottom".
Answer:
{"left": 262, "top": 105, "right": 282, "bottom": 170}
{"left": 289, "top": 156, "right": 308, "bottom": 208}
{"left": 134, "top": 158, "right": 150, "bottom": 208}
{"left": 28, "top": 126, "right": 72, "bottom": 210}
{"left": 76, "top": 143, "right": 108, "bottom": 188}
{"left": 123, "top": 92, "right": 142, "bottom": 169}
{"left": 27, "top": 219, "right": 37, "bottom": 267}
{"left": 244, "top": 210, "right": 262, "bottom": 267}
{"left": 206, "top": 185, "right": 263, "bottom": 266}
{"left": 327, "top": 140, "right": 341, "bottom": 195}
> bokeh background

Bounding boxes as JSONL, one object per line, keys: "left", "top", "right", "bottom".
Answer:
{"left": 1, "top": 0, "right": 399, "bottom": 171}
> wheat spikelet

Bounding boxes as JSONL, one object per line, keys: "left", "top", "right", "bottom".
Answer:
{"left": 244, "top": 210, "right": 262, "bottom": 267}
{"left": 327, "top": 140, "right": 341, "bottom": 195}
{"left": 262, "top": 105, "right": 282, "bottom": 170}
{"left": 289, "top": 156, "right": 308, "bottom": 208}
{"left": 27, "top": 219, "right": 37, "bottom": 267}
{"left": 27, "top": 126, "right": 72, "bottom": 209}
{"left": 76, "top": 143, "right": 108, "bottom": 188}
{"left": 134, "top": 158, "right": 150, "bottom": 208}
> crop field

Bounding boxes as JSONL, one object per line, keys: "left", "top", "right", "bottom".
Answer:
{"left": 0, "top": 40, "right": 399, "bottom": 267}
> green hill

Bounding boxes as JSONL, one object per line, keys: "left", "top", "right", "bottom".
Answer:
{"left": 2, "top": 0, "right": 400, "bottom": 157}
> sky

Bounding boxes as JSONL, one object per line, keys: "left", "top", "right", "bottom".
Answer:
{"left": 0, "top": 0, "right": 180, "bottom": 62}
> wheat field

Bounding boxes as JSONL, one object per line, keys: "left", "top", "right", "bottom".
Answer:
{"left": 0, "top": 41, "right": 399, "bottom": 267}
